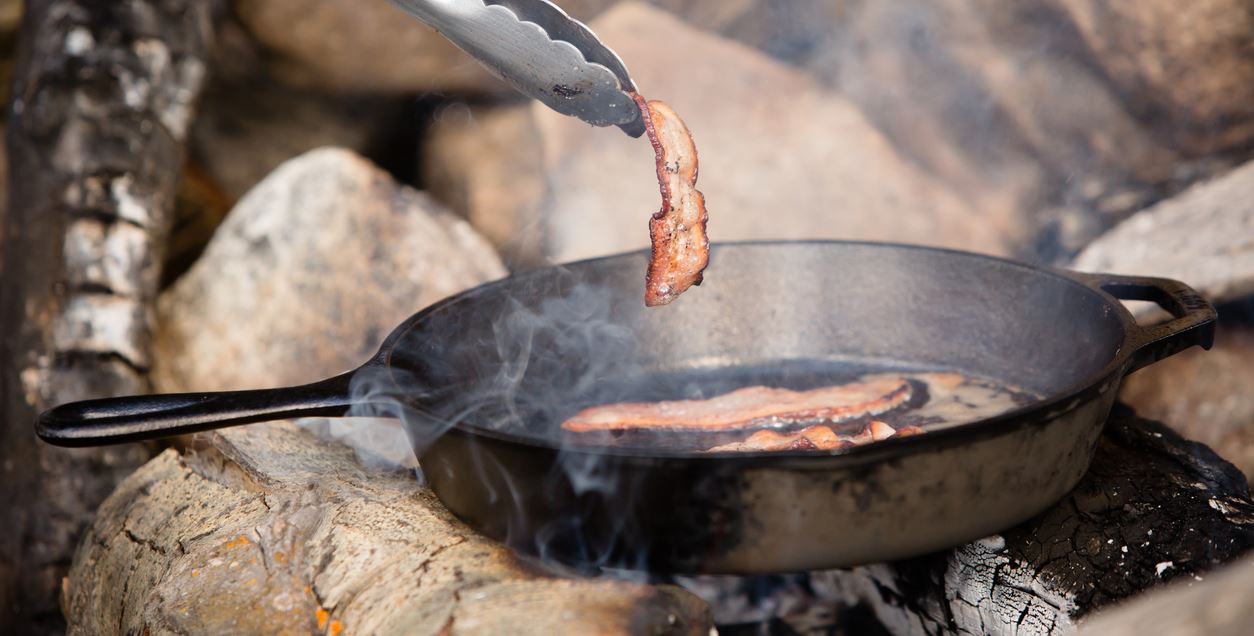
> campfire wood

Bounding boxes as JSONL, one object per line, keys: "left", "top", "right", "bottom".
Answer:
{"left": 821, "top": 405, "right": 1254, "bottom": 634}
{"left": 37, "top": 242, "right": 1215, "bottom": 574}
{"left": 0, "top": 0, "right": 215, "bottom": 628}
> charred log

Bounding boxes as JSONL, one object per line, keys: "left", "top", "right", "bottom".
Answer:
{"left": 810, "top": 405, "right": 1254, "bottom": 635}
{"left": 0, "top": 1, "right": 215, "bottom": 630}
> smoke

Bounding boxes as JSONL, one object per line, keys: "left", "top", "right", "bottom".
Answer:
{"left": 298, "top": 364, "right": 440, "bottom": 474}
{"left": 302, "top": 271, "right": 665, "bottom": 570}
{"left": 447, "top": 280, "right": 650, "bottom": 570}
{"left": 481, "top": 283, "right": 639, "bottom": 432}
{"left": 298, "top": 416, "right": 418, "bottom": 471}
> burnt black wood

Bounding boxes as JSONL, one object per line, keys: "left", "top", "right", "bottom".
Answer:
{"left": 2, "top": 1, "right": 215, "bottom": 630}
{"left": 35, "top": 242, "right": 1217, "bottom": 574}
{"left": 815, "top": 404, "right": 1254, "bottom": 635}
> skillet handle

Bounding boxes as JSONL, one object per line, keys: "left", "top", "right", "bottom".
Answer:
{"left": 1075, "top": 272, "right": 1217, "bottom": 374}
{"left": 37, "top": 372, "right": 357, "bottom": 447}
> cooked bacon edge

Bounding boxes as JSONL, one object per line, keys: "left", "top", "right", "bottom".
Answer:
{"left": 560, "top": 376, "right": 911, "bottom": 433}
{"left": 848, "top": 419, "right": 900, "bottom": 445}
{"left": 707, "top": 425, "right": 851, "bottom": 452}
{"left": 633, "top": 93, "right": 709, "bottom": 307}
{"left": 707, "top": 419, "right": 928, "bottom": 453}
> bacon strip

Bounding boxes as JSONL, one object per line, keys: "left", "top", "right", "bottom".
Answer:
{"left": 633, "top": 94, "right": 709, "bottom": 307}
{"left": 707, "top": 425, "right": 851, "bottom": 452}
{"left": 706, "top": 420, "right": 927, "bottom": 453}
{"left": 849, "top": 419, "right": 901, "bottom": 445}
{"left": 560, "top": 376, "right": 911, "bottom": 433}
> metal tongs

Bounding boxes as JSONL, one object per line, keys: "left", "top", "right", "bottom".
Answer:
{"left": 390, "top": 0, "right": 645, "bottom": 137}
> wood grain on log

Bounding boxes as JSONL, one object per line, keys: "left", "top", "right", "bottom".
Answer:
{"left": 812, "top": 405, "right": 1254, "bottom": 635}
{"left": 0, "top": 1, "right": 214, "bottom": 630}
{"left": 64, "top": 421, "right": 711, "bottom": 635}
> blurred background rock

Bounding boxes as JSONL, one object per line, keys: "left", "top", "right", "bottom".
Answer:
{"left": 148, "top": 0, "right": 1254, "bottom": 271}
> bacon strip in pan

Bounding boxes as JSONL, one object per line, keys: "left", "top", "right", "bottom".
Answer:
{"left": 561, "top": 376, "right": 912, "bottom": 433}
{"left": 707, "top": 420, "right": 927, "bottom": 453}
{"left": 707, "top": 425, "right": 851, "bottom": 452}
{"left": 633, "top": 94, "right": 709, "bottom": 307}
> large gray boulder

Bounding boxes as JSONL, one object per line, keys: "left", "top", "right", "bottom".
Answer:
{"left": 154, "top": 147, "right": 507, "bottom": 394}
{"left": 230, "top": 0, "right": 848, "bottom": 94}
{"left": 1073, "top": 160, "right": 1254, "bottom": 313}
{"left": 1050, "top": 0, "right": 1254, "bottom": 155}
{"left": 804, "top": 0, "right": 1191, "bottom": 261}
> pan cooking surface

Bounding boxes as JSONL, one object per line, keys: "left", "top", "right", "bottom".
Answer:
{"left": 440, "top": 358, "right": 1042, "bottom": 452}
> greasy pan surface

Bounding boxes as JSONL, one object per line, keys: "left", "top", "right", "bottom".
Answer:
{"left": 38, "top": 242, "right": 1215, "bottom": 574}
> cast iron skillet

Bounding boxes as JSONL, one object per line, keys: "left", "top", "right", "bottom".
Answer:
{"left": 38, "top": 241, "right": 1215, "bottom": 574}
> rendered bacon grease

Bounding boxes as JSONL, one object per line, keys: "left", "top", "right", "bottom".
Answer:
{"left": 632, "top": 94, "right": 709, "bottom": 307}
{"left": 560, "top": 376, "right": 912, "bottom": 433}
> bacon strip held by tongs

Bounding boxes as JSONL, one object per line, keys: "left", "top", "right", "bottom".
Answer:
{"left": 633, "top": 94, "right": 709, "bottom": 307}
{"left": 561, "top": 376, "right": 912, "bottom": 433}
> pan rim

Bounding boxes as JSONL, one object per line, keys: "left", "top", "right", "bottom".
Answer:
{"left": 382, "top": 239, "right": 1135, "bottom": 462}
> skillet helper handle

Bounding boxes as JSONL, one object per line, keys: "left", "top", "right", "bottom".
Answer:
{"left": 37, "top": 373, "right": 356, "bottom": 447}
{"left": 1080, "top": 273, "right": 1217, "bottom": 373}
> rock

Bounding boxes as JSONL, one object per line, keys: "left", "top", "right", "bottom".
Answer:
{"left": 153, "top": 147, "right": 507, "bottom": 395}
{"left": 230, "top": 0, "right": 847, "bottom": 95}
{"left": 0, "top": 1, "right": 20, "bottom": 109}
{"left": 175, "top": 20, "right": 423, "bottom": 284}
{"left": 188, "top": 80, "right": 406, "bottom": 201}
{"left": 803, "top": 0, "right": 1188, "bottom": 263}
{"left": 1120, "top": 325, "right": 1254, "bottom": 481}
{"left": 422, "top": 103, "right": 549, "bottom": 267}
{"left": 0, "top": 122, "right": 6, "bottom": 262}
{"left": 188, "top": 20, "right": 410, "bottom": 201}
{"left": 62, "top": 421, "right": 712, "bottom": 635}
{"left": 424, "top": 2, "right": 1012, "bottom": 267}
{"left": 1072, "top": 160, "right": 1254, "bottom": 313}
{"left": 1050, "top": 0, "right": 1254, "bottom": 155}
{"left": 1075, "top": 552, "right": 1254, "bottom": 636}
{"left": 232, "top": 0, "right": 505, "bottom": 93}
{"left": 646, "top": 0, "right": 851, "bottom": 63}
{"left": 812, "top": 405, "right": 1254, "bottom": 635}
